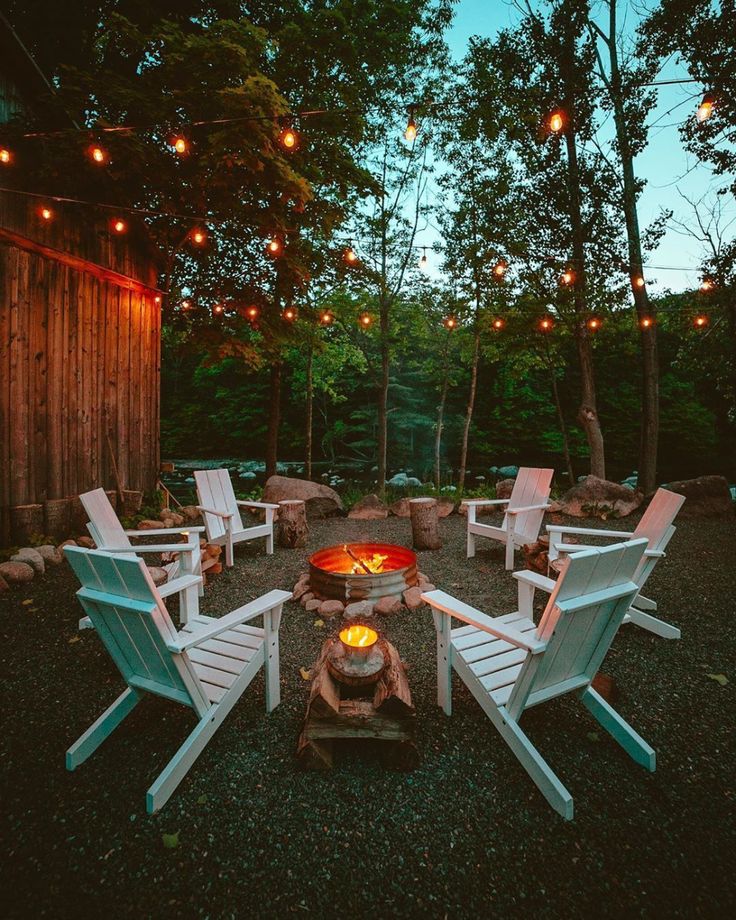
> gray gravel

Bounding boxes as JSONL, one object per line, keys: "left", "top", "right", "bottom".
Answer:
{"left": 1, "top": 511, "right": 735, "bottom": 918}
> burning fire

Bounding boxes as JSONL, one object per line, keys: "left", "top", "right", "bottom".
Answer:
{"left": 340, "top": 625, "right": 378, "bottom": 649}
{"left": 343, "top": 544, "right": 388, "bottom": 575}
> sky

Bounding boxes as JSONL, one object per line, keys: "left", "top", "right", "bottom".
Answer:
{"left": 414, "top": 0, "right": 733, "bottom": 293}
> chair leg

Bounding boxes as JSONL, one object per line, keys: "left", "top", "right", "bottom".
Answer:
{"left": 497, "top": 709, "right": 574, "bottom": 820}
{"left": 505, "top": 535, "right": 516, "bottom": 570}
{"left": 433, "top": 610, "right": 452, "bottom": 715}
{"left": 581, "top": 687, "right": 656, "bottom": 771}
{"left": 146, "top": 709, "right": 220, "bottom": 814}
{"left": 263, "top": 606, "right": 282, "bottom": 712}
{"left": 265, "top": 530, "right": 274, "bottom": 556}
{"left": 225, "top": 530, "right": 234, "bottom": 567}
{"left": 178, "top": 583, "right": 199, "bottom": 626}
{"left": 78, "top": 615, "right": 94, "bottom": 630}
{"left": 66, "top": 688, "right": 141, "bottom": 770}
{"left": 467, "top": 530, "right": 476, "bottom": 559}
{"left": 628, "top": 608, "right": 680, "bottom": 640}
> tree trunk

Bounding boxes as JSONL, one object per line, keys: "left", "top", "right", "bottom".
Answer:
{"left": 604, "top": 1, "right": 659, "bottom": 494}
{"left": 305, "top": 347, "right": 313, "bottom": 480}
{"left": 434, "top": 337, "right": 451, "bottom": 490}
{"left": 564, "top": 121, "right": 606, "bottom": 479}
{"left": 409, "top": 498, "right": 442, "bottom": 550}
{"left": 546, "top": 344, "right": 575, "bottom": 486}
{"left": 377, "top": 300, "right": 390, "bottom": 498}
{"left": 265, "top": 360, "right": 282, "bottom": 479}
{"left": 458, "top": 321, "right": 481, "bottom": 492}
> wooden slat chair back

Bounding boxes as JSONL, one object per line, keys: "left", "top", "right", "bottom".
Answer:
{"left": 546, "top": 487, "right": 686, "bottom": 639}
{"left": 464, "top": 467, "right": 554, "bottom": 569}
{"left": 80, "top": 488, "right": 133, "bottom": 551}
{"left": 194, "top": 469, "right": 278, "bottom": 567}
{"left": 423, "top": 539, "right": 655, "bottom": 820}
{"left": 64, "top": 546, "right": 289, "bottom": 813}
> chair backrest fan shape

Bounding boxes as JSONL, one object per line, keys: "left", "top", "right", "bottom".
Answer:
{"left": 506, "top": 539, "right": 646, "bottom": 720}
{"left": 195, "top": 469, "right": 244, "bottom": 540}
{"left": 505, "top": 468, "right": 554, "bottom": 541}
{"left": 65, "top": 547, "right": 210, "bottom": 716}
{"left": 80, "top": 488, "right": 133, "bottom": 552}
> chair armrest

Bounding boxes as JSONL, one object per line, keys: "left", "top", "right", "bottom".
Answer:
{"left": 546, "top": 524, "right": 632, "bottom": 539}
{"left": 170, "top": 589, "right": 292, "bottom": 651}
{"left": 125, "top": 526, "right": 206, "bottom": 537}
{"left": 513, "top": 570, "right": 556, "bottom": 593}
{"left": 462, "top": 498, "right": 510, "bottom": 507}
{"left": 236, "top": 500, "right": 280, "bottom": 510}
{"left": 102, "top": 540, "right": 200, "bottom": 554}
{"left": 507, "top": 502, "right": 551, "bottom": 515}
{"left": 421, "top": 590, "right": 546, "bottom": 654}
{"left": 645, "top": 548, "right": 665, "bottom": 558}
{"left": 196, "top": 506, "right": 233, "bottom": 519}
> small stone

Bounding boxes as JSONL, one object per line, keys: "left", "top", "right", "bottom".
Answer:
{"left": 421, "top": 583, "right": 436, "bottom": 592}
{"left": 160, "top": 511, "right": 185, "bottom": 527}
{"left": 344, "top": 600, "right": 374, "bottom": 619}
{"left": 36, "top": 544, "right": 63, "bottom": 565}
{"left": 11, "top": 548, "right": 45, "bottom": 574}
{"left": 180, "top": 505, "right": 202, "bottom": 523}
{"left": 299, "top": 592, "right": 315, "bottom": 607}
{"left": 147, "top": 566, "right": 168, "bottom": 586}
{"left": 77, "top": 536, "right": 96, "bottom": 549}
{"left": 417, "top": 572, "right": 431, "bottom": 586}
{"left": 137, "top": 519, "right": 167, "bottom": 530}
{"left": 319, "top": 599, "right": 345, "bottom": 618}
{"left": 293, "top": 577, "right": 311, "bottom": 600}
{"left": 373, "top": 595, "right": 403, "bottom": 616}
{"left": 57, "top": 539, "right": 77, "bottom": 552}
{"left": 403, "top": 586, "right": 425, "bottom": 610}
{"left": 305, "top": 599, "right": 322, "bottom": 613}
{"left": 0, "top": 561, "right": 35, "bottom": 584}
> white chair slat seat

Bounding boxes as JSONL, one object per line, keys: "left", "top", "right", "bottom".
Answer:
{"left": 423, "top": 539, "right": 655, "bottom": 820}
{"left": 464, "top": 467, "right": 554, "bottom": 569}
{"left": 64, "top": 546, "right": 290, "bottom": 813}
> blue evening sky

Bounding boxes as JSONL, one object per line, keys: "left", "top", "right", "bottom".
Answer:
{"left": 417, "top": 0, "right": 732, "bottom": 293}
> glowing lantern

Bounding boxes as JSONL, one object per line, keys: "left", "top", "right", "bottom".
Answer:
{"left": 212, "top": 303, "right": 225, "bottom": 316}
{"left": 492, "top": 259, "right": 508, "bottom": 279}
{"left": 587, "top": 316, "right": 601, "bottom": 331}
{"left": 339, "top": 624, "right": 378, "bottom": 658}
{"left": 171, "top": 135, "right": 189, "bottom": 155}
{"left": 549, "top": 110, "right": 564, "bottom": 133}
{"left": 191, "top": 227, "right": 207, "bottom": 246}
{"left": 88, "top": 144, "right": 109, "bottom": 165}
{"left": 700, "top": 278, "right": 714, "bottom": 293}
{"left": 39, "top": 206, "right": 54, "bottom": 221}
{"left": 419, "top": 248, "right": 429, "bottom": 271}
{"left": 245, "top": 304, "right": 260, "bottom": 321}
{"left": 696, "top": 93, "right": 715, "bottom": 123}
{"left": 539, "top": 316, "right": 554, "bottom": 332}
{"left": 343, "top": 246, "right": 358, "bottom": 265}
{"left": 693, "top": 314, "right": 709, "bottom": 329}
{"left": 358, "top": 311, "right": 373, "bottom": 328}
{"left": 0, "top": 147, "right": 12, "bottom": 165}
{"left": 491, "top": 317, "right": 505, "bottom": 331}
{"left": 560, "top": 269, "right": 575, "bottom": 286}
{"left": 278, "top": 124, "right": 299, "bottom": 151}
{"left": 181, "top": 299, "right": 193, "bottom": 311}
{"left": 319, "top": 309, "right": 335, "bottom": 326}
{"left": 112, "top": 218, "right": 127, "bottom": 234}
{"left": 404, "top": 110, "right": 418, "bottom": 142}
{"left": 282, "top": 306, "right": 298, "bottom": 322}
{"left": 443, "top": 315, "right": 458, "bottom": 331}
{"left": 266, "top": 236, "right": 283, "bottom": 257}
{"left": 640, "top": 315, "right": 654, "bottom": 329}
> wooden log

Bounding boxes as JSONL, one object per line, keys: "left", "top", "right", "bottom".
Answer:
{"left": 296, "top": 732, "right": 334, "bottom": 769}
{"left": 10, "top": 503, "right": 43, "bottom": 542}
{"left": 43, "top": 498, "right": 71, "bottom": 540}
{"left": 276, "top": 499, "right": 309, "bottom": 548}
{"left": 409, "top": 497, "right": 442, "bottom": 550}
{"left": 373, "top": 641, "right": 414, "bottom": 717}
{"left": 306, "top": 640, "right": 341, "bottom": 719}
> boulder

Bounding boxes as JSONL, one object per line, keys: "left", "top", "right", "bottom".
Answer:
{"left": 495, "top": 478, "right": 515, "bottom": 500}
{"left": 262, "top": 475, "right": 343, "bottom": 519}
{"left": 344, "top": 600, "right": 374, "bottom": 619}
{"left": 348, "top": 494, "right": 389, "bottom": 520}
{"left": 318, "top": 599, "right": 345, "bottom": 618}
{"left": 0, "top": 561, "right": 35, "bottom": 584}
{"left": 35, "top": 545, "right": 63, "bottom": 565}
{"left": 403, "top": 586, "right": 425, "bottom": 610}
{"left": 11, "top": 547, "right": 45, "bottom": 574}
{"left": 374, "top": 595, "right": 403, "bottom": 616}
{"left": 664, "top": 475, "right": 733, "bottom": 517}
{"left": 552, "top": 475, "right": 643, "bottom": 519}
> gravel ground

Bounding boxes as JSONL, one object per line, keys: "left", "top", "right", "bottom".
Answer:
{"left": 2, "top": 511, "right": 735, "bottom": 918}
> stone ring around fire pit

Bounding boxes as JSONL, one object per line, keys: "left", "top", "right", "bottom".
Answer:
{"left": 293, "top": 542, "right": 436, "bottom": 619}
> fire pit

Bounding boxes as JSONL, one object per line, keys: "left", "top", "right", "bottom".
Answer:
{"left": 309, "top": 542, "right": 418, "bottom": 602}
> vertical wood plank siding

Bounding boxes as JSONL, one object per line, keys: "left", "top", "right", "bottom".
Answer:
{"left": 0, "top": 195, "right": 160, "bottom": 542}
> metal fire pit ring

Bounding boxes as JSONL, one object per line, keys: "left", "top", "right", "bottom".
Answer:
{"left": 308, "top": 542, "right": 418, "bottom": 602}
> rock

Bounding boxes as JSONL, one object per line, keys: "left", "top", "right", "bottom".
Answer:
{"left": 344, "top": 600, "right": 374, "bottom": 619}
{"left": 436, "top": 497, "right": 455, "bottom": 517}
{"left": 421, "top": 583, "right": 436, "bottom": 592}
{"left": 495, "top": 478, "right": 515, "bottom": 500}
{"left": 374, "top": 595, "right": 403, "bottom": 616}
{"left": 35, "top": 544, "right": 63, "bottom": 565}
{"left": 57, "top": 539, "right": 77, "bottom": 558}
{"left": 554, "top": 475, "right": 643, "bottom": 518}
{"left": 0, "top": 574, "right": 8, "bottom": 591}
{"left": 292, "top": 578, "right": 312, "bottom": 601}
{"left": 305, "top": 598, "right": 322, "bottom": 613}
{"left": 147, "top": 566, "right": 168, "bottom": 586}
{"left": 0, "top": 561, "right": 35, "bottom": 584}
{"left": 319, "top": 599, "right": 345, "bottom": 618}
{"left": 348, "top": 493, "right": 389, "bottom": 520}
{"left": 138, "top": 519, "right": 167, "bottom": 530}
{"left": 299, "top": 592, "right": 315, "bottom": 607}
{"left": 664, "top": 475, "right": 732, "bottom": 516}
{"left": 76, "top": 536, "right": 96, "bottom": 549}
{"left": 180, "top": 505, "right": 202, "bottom": 523}
{"left": 262, "top": 475, "right": 343, "bottom": 519}
{"left": 417, "top": 572, "right": 431, "bottom": 586}
{"left": 160, "top": 511, "right": 185, "bottom": 527}
{"left": 387, "top": 472, "right": 422, "bottom": 488}
{"left": 11, "top": 547, "right": 45, "bottom": 574}
{"left": 403, "top": 586, "right": 425, "bottom": 610}
{"left": 389, "top": 498, "right": 411, "bottom": 517}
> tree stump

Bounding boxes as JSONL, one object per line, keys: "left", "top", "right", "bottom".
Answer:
{"left": 43, "top": 499, "right": 71, "bottom": 540}
{"left": 121, "top": 490, "right": 143, "bottom": 516}
{"left": 10, "top": 504, "right": 44, "bottom": 543}
{"left": 409, "top": 497, "right": 442, "bottom": 550}
{"left": 277, "top": 500, "right": 309, "bottom": 548}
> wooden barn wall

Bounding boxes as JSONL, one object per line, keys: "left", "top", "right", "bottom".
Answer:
{"left": 0, "top": 193, "right": 161, "bottom": 542}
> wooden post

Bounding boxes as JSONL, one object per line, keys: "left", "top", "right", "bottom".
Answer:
{"left": 276, "top": 500, "right": 309, "bottom": 548}
{"left": 409, "top": 497, "right": 442, "bottom": 551}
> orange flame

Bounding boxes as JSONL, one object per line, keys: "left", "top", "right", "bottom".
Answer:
{"left": 340, "top": 625, "right": 378, "bottom": 648}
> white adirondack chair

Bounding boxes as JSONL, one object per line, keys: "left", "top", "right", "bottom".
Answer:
{"left": 423, "top": 539, "right": 654, "bottom": 820}
{"left": 79, "top": 488, "right": 205, "bottom": 627}
{"left": 64, "top": 546, "right": 290, "bottom": 814}
{"left": 545, "top": 487, "right": 686, "bottom": 639}
{"left": 463, "top": 467, "right": 554, "bottom": 569}
{"left": 195, "top": 469, "right": 279, "bottom": 567}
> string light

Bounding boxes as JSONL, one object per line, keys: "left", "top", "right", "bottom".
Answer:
{"left": 282, "top": 305, "right": 298, "bottom": 322}
{"left": 492, "top": 258, "right": 508, "bottom": 279}
{"left": 266, "top": 236, "right": 284, "bottom": 257}
{"left": 171, "top": 134, "right": 189, "bottom": 155}
{"left": 212, "top": 302, "right": 225, "bottom": 316}
{"left": 245, "top": 304, "right": 260, "bottom": 321}
{"left": 111, "top": 217, "right": 127, "bottom": 234}
{"left": 693, "top": 314, "right": 709, "bottom": 329}
{"left": 39, "top": 205, "right": 54, "bottom": 221}
{"left": 0, "top": 147, "right": 12, "bottom": 165}
{"left": 154, "top": 295, "right": 162, "bottom": 305}
{"left": 443, "top": 315, "right": 458, "bottom": 330}
{"left": 419, "top": 247, "right": 429, "bottom": 271}
{"left": 538, "top": 315, "right": 554, "bottom": 332}
{"left": 181, "top": 298, "right": 193, "bottom": 311}
{"left": 319, "top": 309, "right": 335, "bottom": 326}
{"left": 639, "top": 315, "right": 655, "bottom": 329}
{"left": 696, "top": 92, "right": 715, "bottom": 123}
{"left": 587, "top": 316, "right": 602, "bottom": 331}
{"left": 491, "top": 317, "right": 505, "bottom": 331}
{"left": 88, "top": 143, "right": 109, "bottom": 165}
{"left": 700, "top": 278, "right": 714, "bottom": 293}
{"left": 548, "top": 110, "right": 565, "bottom": 133}
{"left": 404, "top": 107, "right": 418, "bottom": 142}
{"left": 278, "top": 122, "right": 299, "bottom": 151}
{"left": 632, "top": 275, "right": 645, "bottom": 289}
{"left": 358, "top": 311, "right": 373, "bottom": 328}
{"left": 559, "top": 269, "right": 575, "bottom": 287}
{"left": 343, "top": 244, "right": 358, "bottom": 265}
{"left": 190, "top": 226, "right": 208, "bottom": 246}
